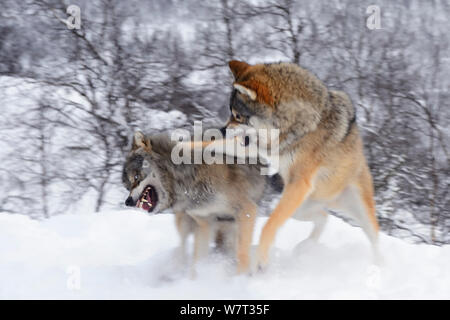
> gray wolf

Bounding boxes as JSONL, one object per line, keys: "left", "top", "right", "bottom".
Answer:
{"left": 122, "top": 131, "right": 280, "bottom": 273}
{"left": 222, "top": 60, "right": 380, "bottom": 269}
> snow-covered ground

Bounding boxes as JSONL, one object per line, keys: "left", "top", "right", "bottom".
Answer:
{"left": 1, "top": 210, "right": 449, "bottom": 299}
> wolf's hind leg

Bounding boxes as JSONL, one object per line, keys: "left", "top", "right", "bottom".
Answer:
{"left": 291, "top": 200, "right": 328, "bottom": 254}
{"left": 332, "top": 183, "right": 381, "bottom": 263}
{"left": 293, "top": 199, "right": 328, "bottom": 243}
{"left": 308, "top": 211, "right": 328, "bottom": 242}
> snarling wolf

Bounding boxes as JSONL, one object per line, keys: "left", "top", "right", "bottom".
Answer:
{"left": 220, "top": 60, "right": 380, "bottom": 269}
{"left": 122, "top": 131, "right": 282, "bottom": 273}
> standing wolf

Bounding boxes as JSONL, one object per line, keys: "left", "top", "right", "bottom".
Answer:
{"left": 221, "top": 60, "right": 380, "bottom": 269}
{"left": 122, "top": 131, "right": 275, "bottom": 273}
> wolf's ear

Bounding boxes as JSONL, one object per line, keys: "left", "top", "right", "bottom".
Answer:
{"left": 233, "top": 83, "right": 257, "bottom": 100}
{"left": 234, "top": 80, "right": 274, "bottom": 106}
{"left": 132, "top": 131, "right": 152, "bottom": 151}
{"left": 229, "top": 60, "right": 251, "bottom": 79}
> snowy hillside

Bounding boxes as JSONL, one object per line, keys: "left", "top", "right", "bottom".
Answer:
{"left": 1, "top": 210, "right": 449, "bottom": 299}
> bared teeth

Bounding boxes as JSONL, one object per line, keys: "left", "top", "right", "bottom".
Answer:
{"left": 138, "top": 186, "right": 153, "bottom": 208}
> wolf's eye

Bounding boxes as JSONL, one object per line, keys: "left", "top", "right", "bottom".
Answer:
{"left": 134, "top": 174, "right": 140, "bottom": 181}
{"left": 234, "top": 113, "right": 245, "bottom": 123}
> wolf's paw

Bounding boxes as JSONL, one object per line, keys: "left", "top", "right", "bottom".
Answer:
{"left": 256, "top": 263, "right": 265, "bottom": 273}
{"left": 293, "top": 238, "right": 318, "bottom": 255}
{"left": 236, "top": 255, "right": 251, "bottom": 275}
{"left": 255, "top": 249, "right": 269, "bottom": 273}
{"left": 236, "top": 265, "right": 251, "bottom": 276}
{"left": 373, "top": 250, "right": 385, "bottom": 267}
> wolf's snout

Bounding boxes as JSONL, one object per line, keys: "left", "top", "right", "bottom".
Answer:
{"left": 125, "top": 196, "right": 135, "bottom": 207}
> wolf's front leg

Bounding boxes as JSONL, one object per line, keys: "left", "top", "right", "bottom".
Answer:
{"left": 190, "top": 218, "right": 210, "bottom": 278}
{"left": 174, "top": 212, "right": 195, "bottom": 265}
{"left": 236, "top": 201, "right": 257, "bottom": 274}
{"left": 257, "top": 168, "right": 317, "bottom": 270}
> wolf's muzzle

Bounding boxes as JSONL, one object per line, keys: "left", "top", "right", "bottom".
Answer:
{"left": 125, "top": 196, "right": 135, "bottom": 207}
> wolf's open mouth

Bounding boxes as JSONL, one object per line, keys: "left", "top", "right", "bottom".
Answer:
{"left": 136, "top": 185, "right": 158, "bottom": 212}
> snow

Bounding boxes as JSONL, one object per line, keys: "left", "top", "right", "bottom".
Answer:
{"left": 1, "top": 210, "right": 449, "bottom": 299}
